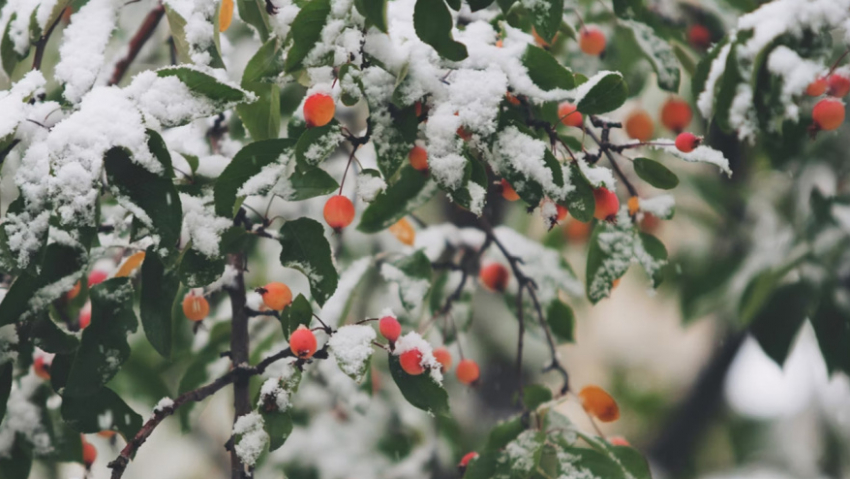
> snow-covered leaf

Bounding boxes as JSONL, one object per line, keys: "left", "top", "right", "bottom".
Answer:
{"left": 575, "top": 71, "right": 629, "bottom": 115}
{"left": 659, "top": 144, "right": 731, "bottom": 176}
{"left": 157, "top": 67, "right": 250, "bottom": 105}
{"left": 1, "top": 14, "right": 27, "bottom": 77}
{"left": 284, "top": 0, "right": 331, "bottom": 73}
{"left": 178, "top": 247, "right": 225, "bottom": 288}
{"left": 140, "top": 246, "right": 178, "bottom": 359}
{"left": 278, "top": 218, "right": 339, "bottom": 305}
{"left": 328, "top": 324, "right": 376, "bottom": 383}
{"left": 387, "top": 354, "right": 450, "bottom": 416}
{"left": 294, "top": 121, "right": 343, "bottom": 166}
{"left": 618, "top": 19, "right": 680, "bottom": 92}
{"left": 522, "top": 45, "right": 575, "bottom": 91}
{"left": 526, "top": 0, "right": 562, "bottom": 45}
{"left": 338, "top": 63, "right": 364, "bottom": 106}
{"left": 633, "top": 157, "right": 679, "bottom": 190}
{"left": 358, "top": 166, "right": 437, "bottom": 233}
{"left": 60, "top": 386, "right": 142, "bottom": 441}
{"left": 381, "top": 249, "right": 432, "bottom": 311}
{"left": 214, "top": 139, "right": 295, "bottom": 217}
{"left": 413, "top": 0, "right": 468, "bottom": 62}
{"left": 64, "top": 278, "right": 137, "bottom": 397}
{"left": 355, "top": 0, "right": 388, "bottom": 33}
{"left": 163, "top": 4, "right": 225, "bottom": 68}
{"left": 565, "top": 162, "right": 595, "bottom": 223}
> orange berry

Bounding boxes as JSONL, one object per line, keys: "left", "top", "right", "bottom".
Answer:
{"left": 79, "top": 302, "right": 92, "bottom": 329}
{"left": 399, "top": 349, "right": 425, "bottom": 375}
{"left": 480, "top": 263, "right": 509, "bottom": 292}
{"left": 379, "top": 316, "right": 401, "bottom": 343}
{"left": 641, "top": 212, "right": 660, "bottom": 233}
{"left": 219, "top": 0, "right": 234, "bottom": 32}
{"left": 593, "top": 187, "right": 620, "bottom": 220}
{"left": 33, "top": 356, "right": 50, "bottom": 380}
{"left": 579, "top": 385, "right": 620, "bottom": 422}
{"left": 459, "top": 451, "right": 479, "bottom": 468}
{"left": 609, "top": 436, "right": 630, "bottom": 446}
{"left": 828, "top": 74, "right": 850, "bottom": 97}
{"left": 303, "top": 93, "right": 335, "bottom": 128}
{"left": 182, "top": 292, "right": 210, "bottom": 322}
{"left": 807, "top": 77, "right": 828, "bottom": 96}
{"left": 67, "top": 281, "right": 81, "bottom": 300}
{"left": 259, "top": 282, "right": 292, "bottom": 311}
{"left": 624, "top": 110, "right": 654, "bottom": 142}
{"left": 660, "top": 98, "right": 692, "bottom": 133}
{"left": 812, "top": 98, "right": 845, "bottom": 131}
{"left": 501, "top": 179, "right": 520, "bottom": 201}
{"left": 627, "top": 196, "right": 639, "bottom": 216}
{"left": 558, "top": 102, "right": 583, "bottom": 128}
{"left": 456, "top": 359, "right": 480, "bottom": 385}
{"left": 564, "top": 218, "right": 592, "bottom": 242}
{"left": 675, "top": 132, "right": 701, "bottom": 153}
{"left": 289, "top": 325, "right": 317, "bottom": 359}
{"left": 82, "top": 438, "right": 97, "bottom": 466}
{"left": 556, "top": 204, "right": 568, "bottom": 222}
{"left": 579, "top": 27, "right": 606, "bottom": 56}
{"left": 389, "top": 218, "right": 416, "bottom": 246}
{"left": 496, "top": 39, "right": 503, "bottom": 48}
{"left": 687, "top": 24, "right": 711, "bottom": 50}
{"left": 408, "top": 146, "right": 428, "bottom": 171}
{"left": 505, "top": 91, "right": 521, "bottom": 106}
{"left": 433, "top": 347, "right": 452, "bottom": 373}
{"left": 323, "top": 195, "right": 355, "bottom": 230}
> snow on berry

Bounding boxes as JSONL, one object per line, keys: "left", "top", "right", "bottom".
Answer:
{"left": 393, "top": 332, "right": 442, "bottom": 384}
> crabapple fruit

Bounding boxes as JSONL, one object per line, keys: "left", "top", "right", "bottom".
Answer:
{"left": 323, "top": 195, "right": 355, "bottom": 230}
{"left": 33, "top": 356, "right": 50, "bottom": 380}
{"left": 82, "top": 438, "right": 97, "bottom": 467}
{"left": 828, "top": 74, "right": 850, "bottom": 97}
{"left": 593, "top": 187, "right": 620, "bottom": 220}
{"left": 379, "top": 316, "right": 401, "bottom": 343}
{"left": 219, "top": 0, "right": 234, "bottom": 32}
{"left": 812, "top": 98, "right": 845, "bottom": 131}
{"left": 501, "top": 179, "right": 520, "bottom": 202}
{"left": 579, "top": 385, "right": 620, "bottom": 422}
{"left": 624, "top": 110, "right": 654, "bottom": 142}
{"left": 807, "top": 77, "right": 828, "bottom": 96}
{"left": 303, "top": 93, "right": 335, "bottom": 128}
{"left": 687, "top": 24, "right": 711, "bottom": 49}
{"left": 389, "top": 218, "right": 416, "bottom": 246}
{"left": 290, "top": 325, "right": 317, "bottom": 359}
{"left": 675, "top": 132, "right": 701, "bottom": 153}
{"left": 558, "top": 102, "right": 583, "bottom": 128}
{"left": 258, "top": 282, "right": 292, "bottom": 311}
{"left": 408, "top": 146, "right": 428, "bottom": 171}
{"left": 660, "top": 98, "right": 692, "bottom": 133}
{"left": 182, "top": 292, "right": 210, "bottom": 322}
{"left": 459, "top": 451, "right": 479, "bottom": 469}
{"left": 579, "top": 27, "right": 606, "bottom": 56}
{"left": 456, "top": 359, "right": 480, "bottom": 385}
{"left": 480, "top": 263, "right": 509, "bottom": 292}
{"left": 433, "top": 347, "right": 452, "bottom": 373}
{"left": 399, "top": 349, "right": 425, "bottom": 375}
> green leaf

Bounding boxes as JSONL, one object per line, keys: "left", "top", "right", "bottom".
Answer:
{"left": 214, "top": 139, "right": 296, "bottom": 217}
{"left": 0, "top": 363, "right": 11, "bottom": 422}
{"left": 262, "top": 409, "right": 294, "bottom": 452}
{"left": 811, "top": 290, "right": 850, "bottom": 376}
{"left": 527, "top": 0, "right": 562, "bottom": 45}
{"left": 158, "top": 66, "right": 248, "bottom": 103}
{"left": 358, "top": 166, "right": 436, "bottom": 233}
{"left": 413, "top": 0, "right": 468, "bottom": 62}
{"left": 64, "top": 279, "right": 137, "bottom": 397}
{"left": 467, "top": 0, "right": 494, "bottom": 12}
{"left": 565, "top": 162, "right": 595, "bottom": 223}
{"left": 104, "top": 142, "right": 182, "bottom": 255}
{"left": 750, "top": 282, "right": 816, "bottom": 366}
{"left": 522, "top": 45, "right": 575, "bottom": 91}
{"left": 576, "top": 72, "right": 629, "bottom": 115}
{"left": 243, "top": 37, "right": 286, "bottom": 84}
{"left": 60, "top": 387, "right": 143, "bottom": 440}
{"left": 286, "top": 165, "right": 339, "bottom": 201}
{"left": 179, "top": 247, "right": 225, "bottom": 288}
{"left": 556, "top": 445, "right": 626, "bottom": 479}
{"left": 633, "top": 158, "right": 679, "bottom": 190}
{"left": 236, "top": 0, "right": 271, "bottom": 41}
{"left": 382, "top": 250, "right": 432, "bottom": 311}
{"left": 279, "top": 293, "right": 312, "bottom": 339}
{"left": 618, "top": 19, "right": 680, "bottom": 92}
{"left": 388, "top": 354, "right": 450, "bottom": 416}
{"left": 30, "top": 314, "right": 80, "bottom": 354}
{"left": 638, "top": 232, "right": 668, "bottom": 287}
{"left": 484, "top": 415, "right": 525, "bottom": 451}
{"left": 546, "top": 300, "right": 575, "bottom": 343}
{"left": 284, "top": 0, "right": 332, "bottom": 73}
{"left": 2, "top": 14, "right": 27, "bottom": 78}
{"left": 294, "top": 121, "right": 342, "bottom": 166}
{"left": 0, "top": 242, "right": 85, "bottom": 326}
{"left": 278, "top": 218, "right": 339, "bottom": 305}
{"left": 523, "top": 384, "right": 553, "bottom": 410}
{"left": 238, "top": 83, "right": 281, "bottom": 141}
{"left": 355, "top": 0, "right": 388, "bottom": 33}
{"left": 140, "top": 246, "right": 177, "bottom": 358}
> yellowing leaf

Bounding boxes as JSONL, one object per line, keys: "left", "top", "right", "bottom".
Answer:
{"left": 115, "top": 251, "right": 146, "bottom": 278}
{"left": 220, "top": 0, "right": 234, "bottom": 32}
{"left": 389, "top": 218, "right": 415, "bottom": 246}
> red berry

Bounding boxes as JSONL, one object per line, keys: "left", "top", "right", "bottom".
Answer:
{"left": 82, "top": 438, "right": 97, "bottom": 466}
{"left": 290, "top": 325, "right": 317, "bottom": 359}
{"left": 558, "top": 102, "right": 583, "bottom": 128}
{"left": 827, "top": 74, "right": 850, "bottom": 97}
{"left": 79, "top": 302, "right": 92, "bottom": 329}
{"left": 182, "top": 292, "right": 209, "bottom": 322}
{"left": 259, "top": 282, "right": 292, "bottom": 311}
{"left": 687, "top": 24, "right": 711, "bottom": 49}
{"left": 675, "top": 132, "right": 701, "bottom": 153}
{"left": 624, "top": 110, "right": 654, "bottom": 142}
{"left": 579, "top": 27, "right": 606, "bottom": 56}
{"left": 501, "top": 179, "right": 520, "bottom": 201}
{"left": 807, "top": 77, "right": 828, "bottom": 97}
{"left": 456, "top": 359, "right": 480, "bottom": 385}
{"left": 480, "top": 263, "right": 509, "bottom": 292}
{"left": 433, "top": 347, "right": 452, "bottom": 373}
{"left": 408, "top": 146, "right": 428, "bottom": 171}
{"left": 556, "top": 204, "right": 568, "bottom": 222}
{"left": 33, "top": 356, "right": 50, "bottom": 380}
{"left": 379, "top": 316, "right": 401, "bottom": 343}
{"left": 660, "top": 98, "right": 692, "bottom": 133}
{"left": 609, "top": 436, "right": 630, "bottom": 446}
{"left": 459, "top": 451, "right": 479, "bottom": 468}
{"left": 579, "top": 385, "right": 620, "bottom": 422}
{"left": 303, "top": 93, "right": 335, "bottom": 128}
{"left": 399, "top": 349, "right": 425, "bottom": 375}
{"left": 812, "top": 98, "right": 845, "bottom": 131}
{"left": 593, "top": 187, "right": 620, "bottom": 220}
{"left": 88, "top": 270, "right": 108, "bottom": 287}
{"left": 323, "top": 195, "right": 355, "bottom": 230}
{"left": 564, "top": 218, "right": 592, "bottom": 242}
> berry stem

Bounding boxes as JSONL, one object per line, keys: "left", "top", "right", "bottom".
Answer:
{"left": 338, "top": 144, "right": 360, "bottom": 195}
{"left": 829, "top": 48, "right": 850, "bottom": 75}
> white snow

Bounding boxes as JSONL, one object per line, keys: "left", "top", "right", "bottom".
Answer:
{"left": 232, "top": 412, "right": 269, "bottom": 467}
{"left": 393, "top": 332, "right": 442, "bottom": 384}
{"left": 328, "top": 324, "right": 376, "bottom": 383}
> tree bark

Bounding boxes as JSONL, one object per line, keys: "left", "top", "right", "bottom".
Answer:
{"left": 227, "top": 254, "right": 251, "bottom": 479}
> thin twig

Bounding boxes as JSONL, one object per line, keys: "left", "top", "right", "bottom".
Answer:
{"left": 584, "top": 125, "right": 638, "bottom": 198}
{"left": 31, "top": 6, "right": 65, "bottom": 71}
{"left": 108, "top": 2, "right": 165, "bottom": 85}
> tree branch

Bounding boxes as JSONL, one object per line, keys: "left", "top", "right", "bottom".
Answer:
{"left": 227, "top": 253, "right": 252, "bottom": 479}
{"left": 108, "top": 2, "right": 165, "bottom": 86}
{"left": 31, "top": 7, "right": 64, "bottom": 71}
{"left": 584, "top": 123, "right": 639, "bottom": 198}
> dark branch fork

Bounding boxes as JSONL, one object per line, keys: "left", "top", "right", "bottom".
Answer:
{"left": 108, "top": 2, "right": 166, "bottom": 86}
